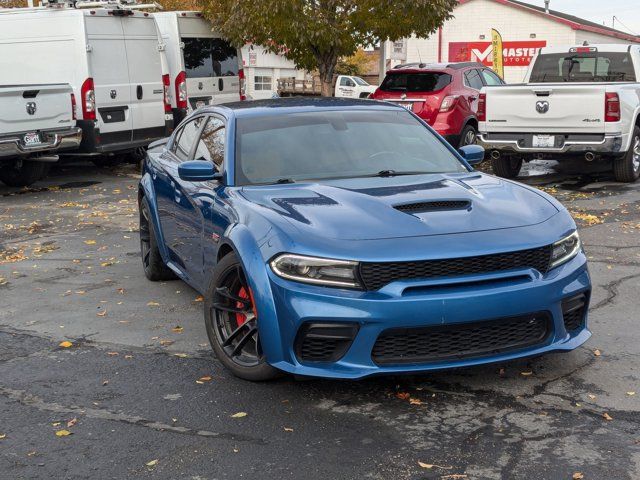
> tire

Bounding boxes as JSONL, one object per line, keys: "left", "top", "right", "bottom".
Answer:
{"left": 139, "top": 197, "right": 176, "bottom": 281}
{"left": 613, "top": 126, "right": 640, "bottom": 183}
{"left": 0, "top": 160, "right": 50, "bottom": 187}
{"left": 204, "top": 251, "right": 279, "bottom": 381}
{"left": 491, "top": 156, "right": 523, "bottom": 179}
{"left": 458, "top": 124, "right": 477, "bottom": 148}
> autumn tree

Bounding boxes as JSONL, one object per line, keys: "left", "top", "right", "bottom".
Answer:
{"left": 198, "top": 0, "right": 457, "bottom": 96}
{"left": 336, "top": 48, "right": 374, "bottom": 76}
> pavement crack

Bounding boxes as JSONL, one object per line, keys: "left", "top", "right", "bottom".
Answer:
{"left": 590, "top": 273, "right": 640, "bottom": 311}
{"left": 0, "top": 385, "right": 266, "bottom": 445}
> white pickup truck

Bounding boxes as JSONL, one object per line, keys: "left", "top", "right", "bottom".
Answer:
{"left": 334, "top": 75, "right": 377, "bottom": 98}
{"left": 477, "top": 44, "right": 640, "bottom": 183}
{"left": 0, "top": 84, "right": 81, "bottom": 187}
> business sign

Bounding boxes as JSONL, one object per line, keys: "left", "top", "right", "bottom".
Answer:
{"left": 491, "top": 29, "right": 504, "bottom": 78}
{"left": 448, "top": 40, "right": 547, "bottom": 67}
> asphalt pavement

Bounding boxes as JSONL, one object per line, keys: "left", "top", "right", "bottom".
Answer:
{"left": 0, "top": 159, "right": 639, "bottom": 480}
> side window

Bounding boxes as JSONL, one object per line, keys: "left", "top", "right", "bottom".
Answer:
{"left": 195, "top": 116, "right": 225, "bottom": 167}
{"left": 464, "top": 69, "right": 484, "bottom": 90}
{"left": 481, "top": 69, "right": 504, "bottom": 85}
{"left": 340, "top": 77, "right": 355, "bottom": 87}
{"left": 174, "top": 118, "right": 202, "bottom": 161}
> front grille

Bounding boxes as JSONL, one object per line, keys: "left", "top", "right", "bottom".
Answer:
{"left": 359, "top": 245, "right": 552, "bottom": 290}
{"left": 295, "top": 323, "right": 359, "bottom": 363}
{"left": 372, "top": 312, "right": 552, "bottom": 365}
{"left": 562, "top": 293, "right": 588, "bottom": 332}
{"left": 394, "top": 200, "right": 471, "bottom": 213}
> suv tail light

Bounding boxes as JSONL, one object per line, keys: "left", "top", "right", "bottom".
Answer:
{"left": 80, "top": 77, "right": 96, "bottom": 121}
{"left": 439, "top": 95, "right": 459, "bottom": 112}
{"left": 239, "top": 68, "right": 247, "bottom": 101}
{"left": 71, "top": 93, "right": 77, "bottom": 121}
{"left": 175, "top": 71, "right": 187, "bottom": 109}
{"left": 477, "top": 93, "right": 486, "bottom": 122}
{"left": 605, "top": 92, "right": 620, "bottom": 122}
{"left": 162, "top": 74, "right": 171, "bottom": 113}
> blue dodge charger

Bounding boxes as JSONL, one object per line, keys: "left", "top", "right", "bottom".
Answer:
{"left": 138, "top": 98, "right": 591, "bottom": 381}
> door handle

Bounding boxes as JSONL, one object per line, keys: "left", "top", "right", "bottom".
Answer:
{"left": 218, "top": 78, "right": 224, "bottom": 91}
{"left": 137, "top": 85, "right": 143, "bottom": 100}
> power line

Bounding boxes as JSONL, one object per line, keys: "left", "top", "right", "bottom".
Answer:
{"left": 613, "top": 15, "right": 638, "bottom": 35}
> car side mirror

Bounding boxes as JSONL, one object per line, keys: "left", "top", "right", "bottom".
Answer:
{"left": 178, "top": 160, "right": 222, "bottom": 182}
{"left": 458, "top": 144, "right": 485, "bottom": 166}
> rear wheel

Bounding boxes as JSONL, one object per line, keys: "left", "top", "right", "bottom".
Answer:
{"left": 204, "top": 251, "right": 279, "bottom": 381}
{"left": 139, "top": 197, "right": 176, "bottom": 281}
{"left": 491, "top": 156, "right": 523, "bottom": 179}
{"left": 458, "top": 124, "right": 477, "bottom": 148}
{"left": 0, "top": 159, "right": 50, "bottom": 187}
{"left": 613, "top": 126, "right": 640, "bottom": 183}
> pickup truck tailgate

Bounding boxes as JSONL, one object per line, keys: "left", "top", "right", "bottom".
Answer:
{"left": 484, "top": 84, "right": 606, "bottom": 133}
{"left": 0, "top": 84, "right": 73, "bottom": 136}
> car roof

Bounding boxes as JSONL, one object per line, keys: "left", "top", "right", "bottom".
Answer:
{"left": 203, "top": 97, "right": 405, "bottom": 118}
{"left": 389, "top": 62, "right": 485, "bottom": 72}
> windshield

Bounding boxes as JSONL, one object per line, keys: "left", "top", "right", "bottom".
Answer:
{"left": 380, "top": 72, "right": 451, "bottom": 92}
{"left": 353, "top": 76, "right": 369, "bottom": 86}
{"left": 182, "top": 37, "right": 239, "bottom": 78}
{"left": 529, "top": 52, "right": 636, "bottom": 82}
{"left": 235, "top": 110, "right": 467, "bottom": 185}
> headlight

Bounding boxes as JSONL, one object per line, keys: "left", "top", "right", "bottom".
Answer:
{"left": 270, "top": 254, "right": 361, "bottom": 288}
{"left": 550, "top": 231, "right": 581, "bottom": 269}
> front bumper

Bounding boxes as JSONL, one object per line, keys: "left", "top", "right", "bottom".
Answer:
{"left": 477, "top": 132, "right": 624, "bottom": 157}
{"left": 263, "top": 253, "right": 591, "bottom": 379}
{"left": 0, "top": 127, "right": 82, "bottom": 159}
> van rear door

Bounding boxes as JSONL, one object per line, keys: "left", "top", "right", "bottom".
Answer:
{"left": 85, "top": 15, "right": 133, "bottom": 144}
{"left": 122, "top": 15, "right": 166, "bottom": 143}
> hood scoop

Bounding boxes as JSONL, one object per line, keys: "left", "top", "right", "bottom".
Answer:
{"left": 394, "top": 200, "right": 471, "bottom": 214}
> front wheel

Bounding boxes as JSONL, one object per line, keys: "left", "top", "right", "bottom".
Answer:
{"left": 0, "top": 160, "right": 50, "bottom": 187}
{"left": 204, "top": 252, "right": 279, "bottom": 381}
{"left": 491, "top": 156, "right": 523, "bottom": 179}
{"left": 613, "top": 126, "right": 640, "bottom": 183}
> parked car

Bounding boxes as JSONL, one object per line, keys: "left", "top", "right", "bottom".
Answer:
{"left": 478, "top": 44, "right": 640, "bottom": 183}
{"left": 138, "top": 98, "right": 590, "bottom": 381}
{"left": 370, "top": 62, "right": 505, "bottom": 148}
{"left": 0, "top": 84, "right": 82, "bottom": 186}
{"left": 0, "top": 2, "right": 173, "bottom": 161}
{"left": 334, "top": 75, "right": 377, "bottom": 98}
{"left": 154, "top": 11, "right": 245, "bottom": 124}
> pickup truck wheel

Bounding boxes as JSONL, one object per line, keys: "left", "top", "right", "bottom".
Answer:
{"left": 458, "top": 125, "right": 477, "bottom": 147}
{"left": 613, "top": 127, "right": 640, "bottom": 183}
{"left": 0, "top": 160, "right": 50, "bottom": 187}
{"left": 491, "top": 156, "right": 522, "bottom": 179}
{"left": 139, "top": 197, "right": 176, "bottom": 281}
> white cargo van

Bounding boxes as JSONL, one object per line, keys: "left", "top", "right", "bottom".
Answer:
{"left": 0, "top": 1, "right": 173, "bottom": 157}
{"left": 154, "top": 11, "right": 244, "bottom": 124}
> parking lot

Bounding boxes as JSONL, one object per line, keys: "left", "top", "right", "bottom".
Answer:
{"left": 1, "top": 160, "right": 639, "bottom": 479}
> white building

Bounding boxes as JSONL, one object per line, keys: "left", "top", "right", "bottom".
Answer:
{"left": 387, "top": 0, "right": 640, "bottom": 83}
{"left": 241, "top": 44, "right": 305, "bottom": 99}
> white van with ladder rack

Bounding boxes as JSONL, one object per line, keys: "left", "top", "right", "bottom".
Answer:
{"left": 0, "top": 0, "right": 174, "bottom": 160}
{"left": 153, "top": 11, "right": 245, "bottom": 124}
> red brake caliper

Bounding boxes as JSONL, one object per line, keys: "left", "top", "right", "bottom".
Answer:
{"left": 235, "top": 287, "right": 250, "bottom": 326}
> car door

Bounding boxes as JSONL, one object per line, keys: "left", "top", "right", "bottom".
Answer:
{"left": 462, "top": 68, "right": 484, "bottom": 116}
{"left": 337, "top": 76, "right": 356, "bottom": 97}
{"left": 153, "top": 116, "right": 203, "bottom": 273}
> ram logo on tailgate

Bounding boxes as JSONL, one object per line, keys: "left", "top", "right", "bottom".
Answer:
{"left": 26, "top": 102, "right": 36, "bottom": 115}
{"left": 535, "top": 101, "right": 549, "bottom": 114}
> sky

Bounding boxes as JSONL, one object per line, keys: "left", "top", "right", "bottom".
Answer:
{"left": 521, "top": 0, "right": 640, "bottom": 35}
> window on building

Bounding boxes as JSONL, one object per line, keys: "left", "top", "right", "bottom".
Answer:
{"left": 254, "top": 75, "right": 273, "bottom": 91}
{"left": 393, "top": 40, "right": 404, "bottom": 54}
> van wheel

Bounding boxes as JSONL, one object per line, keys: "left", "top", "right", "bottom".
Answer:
{"left": 613, "top": 127, "right": 640, "bottom": 183}
{"left": 0, "top": 160, "right": 50, "bottom": 187}
{"left": 492, "top": 156, "right": 523, "bottom": 179}
{"left": 458, "top": 124, "right": 477, "bottom": 147}
{"left": 139, "top": 197, "right": 176, "bottom": 281}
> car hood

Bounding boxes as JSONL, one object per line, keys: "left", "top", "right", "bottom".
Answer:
{"left": 239, "top": 173, "right": 558, "bottom": 241}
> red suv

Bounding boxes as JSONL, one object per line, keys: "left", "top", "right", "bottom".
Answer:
{"left": 370, "top": 62, "right": 505, "bottom": 148}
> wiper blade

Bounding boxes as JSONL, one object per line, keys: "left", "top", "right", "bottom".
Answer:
{"left": 274, "top": 178, "right": 295, "bottom": 184}
{"left": 372, "top": 170, "right": 430, "bottom": 177}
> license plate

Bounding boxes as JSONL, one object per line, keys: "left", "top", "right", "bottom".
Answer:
{"left": 532, "top": 134, "right": 555, "bottom": 148}
{"left": 23, "top": 132, "right": 42, "bottom": 146}
{"left": 395, "top": 102, "right": 413, "bottom": 111}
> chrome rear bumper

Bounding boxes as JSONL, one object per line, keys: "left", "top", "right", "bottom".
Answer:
{"left": 0, "top": 127, "right": 82, "bottom": 159}
{"left": 477, "top": 133, "right": 624, "bottom": 155}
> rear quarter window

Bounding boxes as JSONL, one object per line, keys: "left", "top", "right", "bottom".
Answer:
{"left": 380, "top": 72, "right": 452, "bottom": 93}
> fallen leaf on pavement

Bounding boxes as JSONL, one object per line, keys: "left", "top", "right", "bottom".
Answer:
{"left": 172, "top": 326, "right": 184, "bottom": 333}
{"left": 96, "top": 310, "right": 107, "bottom": 317}
{"left": 283, "top": 427, "right": 294, "bottom": 432}
{"left": 117, "top": 288, "right": 125, "bottom": 294}
{"left": 84, "top": 240, "right": 96, "bottom": 245}
{"left": 159, "top": 339, "right": 174, "bottom": 346}
{"left": 198, "top": 375, "right": 212, "bottom": 382}
{"left": 124, "top": 355, "right": 133, "bottom": 359}
{"left": 102, "top": 380, "right": 109, "bottom": 386}
{"left": 231, "top": 412, "right": 247, "bottom": 418}
{"left": 520, "top": 371, "right": 533, "bottom": 376}
{"left": 59, "top": 341, "right": 73, "bottom": 348}
{"left": 67, "top": 418, "right": 77, "bottom": 428}
{"left": 396, "top": 392, "right": 410, "bottom": 400}
{"left": 147, "top": 301, "right": 160, "bottom": 306}
{"left": 146, "top": 459, "right": 158, "bottom": 467}
{"left": 626, "top": 392, "right": 636, "bottom": 396}
{"left": 173, "top": 353, "right": 188, "bottom": 358}
{"left": 418, "top": 462, "right": 452, "bottom": 470}
{"left": 100, "top": 261, "right": 113, "bottom": 267}
{"left": 603, "top": 412, "right": 613, "bottom": 421}
{"left": 55, "top": 430, "right": 72, "bottom": 437}
{"left": 588, "top": 394, "right": 596, "bottom": 400}
{"left": 107, "top": 352, "right": 119, "bottom": 356}
{"left": 0, "top": 434, "right": 6, "bottom": 439}
{"left": 573, "top": 473, "right": 584, "bottom": 479}
{"left": 594, "top": 349, "right": 601, "bottom": 357}
{"left": 409, "top": 398, "right": 423, "bottom": 405}
{"left": 194, "top": 295, "right": 204, "bottom": 302}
